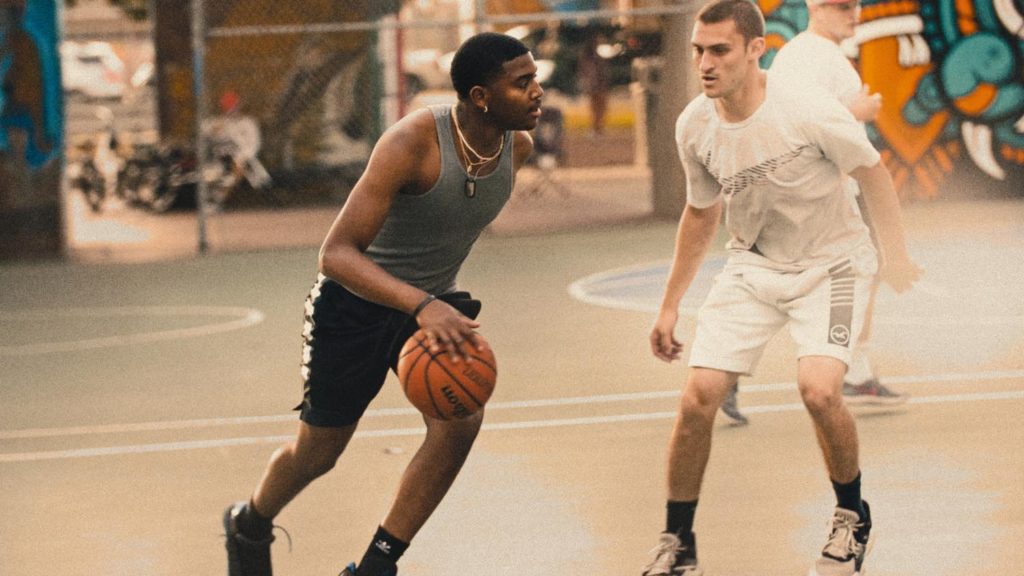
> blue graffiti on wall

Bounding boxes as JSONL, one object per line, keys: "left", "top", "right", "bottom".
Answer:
{"left": 0, "top": 0, "right": 62, "bottom": 170}
{"left": 903, "top": 0, "right": 1024, "bottom": 181}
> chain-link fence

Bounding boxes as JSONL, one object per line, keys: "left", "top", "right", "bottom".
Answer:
{"left": 65, "top": 1, "right": 692, "bottom": 257}
{"left": 60, "top": 0, "right": 1024, "bottom": 259}
{"left": 178, "top": 0, "right": 688, "bottom": 251}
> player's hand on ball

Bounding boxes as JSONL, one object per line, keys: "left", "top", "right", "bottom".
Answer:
{"left": 398, "top": 329, "right": 496, "bottom": 420}
{"left": 650, "top": 309, "right": 684, "bottom": 363}
{"left": 415, "top": 299, "right": 482, "bottom": 362}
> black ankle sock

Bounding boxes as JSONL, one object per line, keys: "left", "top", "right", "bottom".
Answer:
{"left": 238, "top": 499, "right": 273, "bottom": 539}
{"left": 358, "top": 526, "right": 408, "bottom": 573}
{"left": 831, "top": 472, "right": 865, "bottom": 518}
{"left": 666, "top": 500, "right": 698, "bottom": 537}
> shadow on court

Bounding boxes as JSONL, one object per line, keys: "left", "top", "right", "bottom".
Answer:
{"left": 1, "top": 197, "right": 1022, "bottom": 575}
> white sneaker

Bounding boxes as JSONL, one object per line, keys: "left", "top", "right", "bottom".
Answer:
{"left": 809, "top": 501, "right": 873, "bottom": 576}
{"left": 641, "top": 531, "right": 704, "bottom": 575}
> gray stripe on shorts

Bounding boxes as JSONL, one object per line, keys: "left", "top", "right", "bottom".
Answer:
{"left": 828, "top": 261, "right": 855, "bottom": 347}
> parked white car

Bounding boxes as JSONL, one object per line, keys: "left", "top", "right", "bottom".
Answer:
{"left": 402, "top": 35, "right": 552, "bottom": 100}
{"left": 61, "top": 41, "right": 126, "bottom": 100}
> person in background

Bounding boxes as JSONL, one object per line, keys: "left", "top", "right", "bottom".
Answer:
{"left": 721, "top": 0, "right": 908, "bottom": 425}
{"left": 202, "top": 90, "right": 269, "bottom": 207}
{"left": 577, "top": 31, "right": 611, "bottom": 135}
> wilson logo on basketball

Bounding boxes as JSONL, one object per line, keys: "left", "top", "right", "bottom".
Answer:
{"left": 397, "top": 328, "right": 497, "bottom": 420}
{"left": 460, "top": 365, "right": 489, "bottom": 388}
{"left": 440, "top": 385, "right": 470, "bottom": 418}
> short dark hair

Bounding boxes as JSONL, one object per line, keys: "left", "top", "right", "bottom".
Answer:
{"left": 696, "top": 0, "right": 766, "bottom": 44}
{"left": 449, "top": 32, "right": 530, "bottom": 99}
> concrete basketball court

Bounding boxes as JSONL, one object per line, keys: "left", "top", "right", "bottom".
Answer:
{"left": 1, "top": 197, "right": 1022, "bottom": 575}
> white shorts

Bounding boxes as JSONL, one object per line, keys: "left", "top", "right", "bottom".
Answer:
{"left": 688, "top": 258, "right": 874, "bottom": 375}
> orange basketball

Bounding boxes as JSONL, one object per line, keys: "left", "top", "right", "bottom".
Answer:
{"left": 397, "top": 329, "right": 497, "bottom": 420}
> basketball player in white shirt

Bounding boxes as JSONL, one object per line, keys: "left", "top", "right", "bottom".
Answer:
{"left": 641, "top": 1, "right": 921, "bottom": 574}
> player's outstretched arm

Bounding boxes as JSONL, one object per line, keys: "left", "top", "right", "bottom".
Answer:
{"left": 651, "top": 202, "right": 722, "bottom": 362}
{"left": 849, "top": 162, "right": 923, "bottom": 293}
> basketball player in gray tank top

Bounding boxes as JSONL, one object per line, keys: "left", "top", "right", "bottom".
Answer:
{"left": 222, "top": 33, "right": 543, "bottom": 576}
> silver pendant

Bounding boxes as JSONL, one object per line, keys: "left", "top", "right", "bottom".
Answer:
{"left": 464, "top": 178, "right": 477, "bottom": 198}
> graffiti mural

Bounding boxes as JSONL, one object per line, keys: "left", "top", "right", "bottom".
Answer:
{"left": 760, "top": 0, "right": 1024, "bottom": 198}
{"left": 0, "top": 0, "right": 63, "bottom": 260}
{"left": 0, "top": 0, "right": 61, "bottom": 170}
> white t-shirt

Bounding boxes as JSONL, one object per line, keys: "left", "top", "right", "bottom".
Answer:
{"left": 675, "top": 74, "right": 880, "bottom": 272}
{"left": 771, "top": 31, "right": 867, "bottom": 200}
{"left": 202, "top": 114, "right": 262, "bottom": 161}
{"left": 770, "top": 31, "right": 862, "bottom": 107}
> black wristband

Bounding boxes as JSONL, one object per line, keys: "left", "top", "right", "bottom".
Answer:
{"left": 412, "top": 294, "right": 436, "bottom": 318}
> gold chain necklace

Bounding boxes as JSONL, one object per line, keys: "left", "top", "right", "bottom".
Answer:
{"left": 452, "top": 105, "right": 504, "bottom": 197}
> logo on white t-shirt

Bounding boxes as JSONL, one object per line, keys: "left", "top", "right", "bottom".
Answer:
{"left": 705, "top": 146, "right": 809, "bottom": 197}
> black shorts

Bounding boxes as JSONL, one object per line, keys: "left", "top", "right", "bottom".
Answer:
{"left": 295, "top": 275, "right": 482, "bottom": 427}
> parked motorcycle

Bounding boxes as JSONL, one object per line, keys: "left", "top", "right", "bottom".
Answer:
{"left": 116, "top": 142, "right": 193, "bottom": 213}
{"left": 112, "top": 139, "right": 280, "bottom": 213}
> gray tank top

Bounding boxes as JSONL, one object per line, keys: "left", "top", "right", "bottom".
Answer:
{"left": 364, "top": 104, "right": 514, "bottom": 295}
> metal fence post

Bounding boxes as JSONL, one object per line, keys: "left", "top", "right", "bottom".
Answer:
{"left": 191, "top": 0, "right": 209, "bottom": 254}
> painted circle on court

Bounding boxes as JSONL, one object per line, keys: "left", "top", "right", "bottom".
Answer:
{"left": 0, "top": 306, "right": 265, "bottom": 356}
{"left": 568, "top": 258, "right": 1022, "bottom": 326}
{"left": 568, "top": 257, "right": 726, "bottom": 315}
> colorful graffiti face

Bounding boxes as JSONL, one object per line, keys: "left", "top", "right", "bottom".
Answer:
{"left": 760, "top": 0, "right": 1024, "bottom": 197}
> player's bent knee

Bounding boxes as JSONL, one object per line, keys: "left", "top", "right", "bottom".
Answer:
{"left": 444, "top": 411, "right": 485, "bottom": 441}
{"left": 683, "top": 370, "right": 735, "bottom": 414}
{"left": 289, "top": 442, "right": 344, "bottom": 479}
{"left": 421, "top": 413, "right": 483, "bottom": 461}
{"left": 291, "top": 426, "right": 354, "bottom": 479}
{"left": 798, "top": 382, "right": 843, "bottom": 416}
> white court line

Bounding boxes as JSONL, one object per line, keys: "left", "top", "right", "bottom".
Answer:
{"left": 2, "top": 376, "right": 1023, "bottom": 463}
{"left": 0, "top": 306, "right": 265, "bottom": 356}
{"left": 2, "top": 368, "right": 1023, "bottom": 441}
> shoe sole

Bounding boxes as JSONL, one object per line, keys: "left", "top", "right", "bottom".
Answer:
{"left": 720, "top": 408, "right": 749, "bottom": 425}
{"left": 855, "top": 526, "right": 875, "bottom": 576}
{"left": 843, "top": 394, "right": 908, "bottom": 406}
{"left": 223, "top": 503, "right": 244, "bottom": 576}
{"left": 806, "top": 525, "right": 875, "bottom": 576}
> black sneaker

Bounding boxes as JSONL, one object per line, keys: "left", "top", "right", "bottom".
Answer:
{"left": 809, "top": 500, "right": 873, "bottom": 576}
{"left": 842, "top": 378, "right": 908, "bottom": 406}
{"left": 338, "top": 561, "right": 398, "bottom": 576}
{"left": 223, "top": 501, "right": 275, "bottom": 576}
{"left": 641, "top": 531, "right": 704, "bottom": 575}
